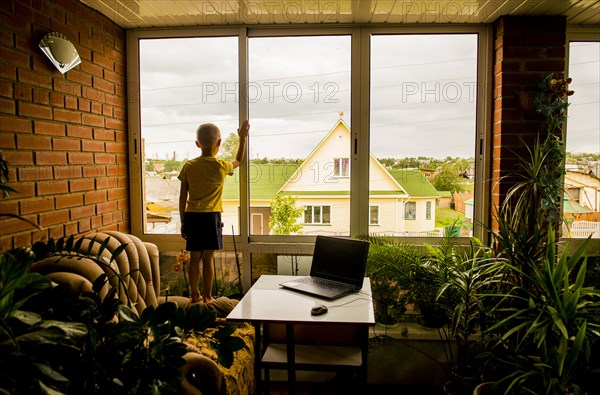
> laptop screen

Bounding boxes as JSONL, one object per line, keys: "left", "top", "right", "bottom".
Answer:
{"left": 309, "top": 236, "right": 370, "bottom": 287}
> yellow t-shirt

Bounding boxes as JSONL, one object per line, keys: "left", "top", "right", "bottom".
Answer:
{"left": 178, "top": 156, "right": 233, "bottom": 212}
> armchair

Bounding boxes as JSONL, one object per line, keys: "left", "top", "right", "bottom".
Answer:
{"left": 30, "top": 231, "right": 254, "bottom": 395}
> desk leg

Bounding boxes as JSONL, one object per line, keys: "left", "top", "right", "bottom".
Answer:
{"left": 285, "top": 324, "right": 296, "bottom": 395}
{"left": 263, "top": 324, "right": 270, "bottom": 395}
{"left": 360, "top": 326, "right": 368, "bottom": 388}
{"left": 254, "top": 322, "right": 262, "bottom": 395}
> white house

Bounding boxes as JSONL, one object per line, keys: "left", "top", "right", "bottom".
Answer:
{"left": 277, "top": 119, "right": 440, "bottom": 236}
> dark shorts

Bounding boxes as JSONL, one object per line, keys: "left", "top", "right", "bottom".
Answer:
{"left": 182, "top": 212, "right": 223, "bottom": 251}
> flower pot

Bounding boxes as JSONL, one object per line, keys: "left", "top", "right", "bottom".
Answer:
{"left": 376, "top": 321, "right": 399, "bottom": 329}
{"left": 518, "top": 91, "right": 535, "bottom": 112}
{"left": 417, "top": 302, "right": 445, "bottom": 328}
{"left": 473, "top": 382, "right": 501, "bottom": 395}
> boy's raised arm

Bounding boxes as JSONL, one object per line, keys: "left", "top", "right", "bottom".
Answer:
{"left": 232, "top": 120, "right": 249, "bottom": 169}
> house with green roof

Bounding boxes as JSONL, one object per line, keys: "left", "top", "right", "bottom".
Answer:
{"left": 223, "top": 119, "right": 441, "bottom": 236}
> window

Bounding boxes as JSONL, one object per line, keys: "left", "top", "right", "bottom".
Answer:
{"left": 248, "top": 35, "right": 351, "bottom": 236}
{"left": 369, "top": 34, "right": 478, "bottom": 237}
{"left": 405, "top": 202, "right": 416, "bottom": 220}
{"left": 129, "top": 27, "right": 489, "bottom": 247}
{"left": 137, "top": 36, "right": 239, "bottom": 235}
{"left": 564, "top": 39, "right": 600, "bottom": 239}
{"left": 369, "top": 206, "right": 379, "bottom": 225}
{"left": 334, "top": 158, "right": 349, "bottom": 177}
{"left": 304, "top": 205, "right": 331, "bottom": 224}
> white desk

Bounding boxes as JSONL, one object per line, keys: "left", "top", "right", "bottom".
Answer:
{"left": 227, "top": 275, "right": 375, "bottom": 395}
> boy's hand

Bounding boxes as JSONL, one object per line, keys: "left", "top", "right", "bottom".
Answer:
{"left": 238, "top": 120, "right": 249, "bottom": 139}
{"left": 180, "top": 223, "right": 187, "bottom": 239}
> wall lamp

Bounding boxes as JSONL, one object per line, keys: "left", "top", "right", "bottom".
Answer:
{"left": 39, "top": 32, "right": 81, "bottom": 74}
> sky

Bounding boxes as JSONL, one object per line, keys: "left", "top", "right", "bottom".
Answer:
{"left": 566, "top": 42, "right": 600, "bottom": 154}
{"left": 139, "top": 35, "right": 599, "bottom": 162}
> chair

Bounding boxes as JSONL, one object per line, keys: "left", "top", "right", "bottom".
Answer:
{"left": 30, "top": 231, "right": 254, "bottom": 395}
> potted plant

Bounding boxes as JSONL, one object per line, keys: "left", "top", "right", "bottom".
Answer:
{"left": 0, "top": 236, "right": 247, "bottom": 394}
{"left": 476, "top": 73, "right": 600, "bottom": 394}
{"left": 414, "top": 226, "right": 466, "bottom": 328}
{"left": 364, "top": 236, "right": 422, "bottom": 326}
{"left": 0, "top": 248, "right": 89, "bottom": 394}
{"left": 482, "top": 230, "right": 600, "bottom": 394}
{"left": 435, "top": 237, "right": 507, "bottom": 395}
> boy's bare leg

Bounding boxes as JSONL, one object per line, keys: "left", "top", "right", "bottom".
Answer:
{"left": 189, "top": 250, "right": 202, "bottom": 302}
{"left": 201, "top": 250, "right": 215, "bottom": 303}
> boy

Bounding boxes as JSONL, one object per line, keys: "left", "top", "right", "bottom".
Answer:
{"left": 178, "top": 120, "right": 249, "bottom": 303}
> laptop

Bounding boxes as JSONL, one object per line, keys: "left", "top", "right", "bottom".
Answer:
{"left": 279, "top": 235, "right": 370, "bottom": 299}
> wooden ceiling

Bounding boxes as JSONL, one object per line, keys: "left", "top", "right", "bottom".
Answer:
{"left": 79, "top": 0, "right": 600, "bottom": 28}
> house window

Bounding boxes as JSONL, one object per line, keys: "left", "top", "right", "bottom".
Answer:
{"left": 369, "top": 206, "right": 379, "bottom": 225}
{"left": 426, "top": 201, "right": 432, "bottom": 220}
{"left": 304, "top": 206, "right": 331, "bottom": 224}
{"left": 405, "top": 202, "right": 416, "bottom": 220}
{"left": 334, "top": 158, "right": 350, "bottom": 177}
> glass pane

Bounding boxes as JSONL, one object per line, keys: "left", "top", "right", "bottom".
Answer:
{"left": 370, "top": 206, "right": 379, "bottom": 225}
{"left": 249, "top": 36, "right": 351, "bottom": 236}
{"left": 323, "top": 206, "right": 331, "bottom": 224}
{"left": 342, "top": 158, "right": 349, "bottom": 177}
{"left": 564, "top": 42, "right": 600, "bottom": 239}
{"left": 405, "top": 202, "right": 416, "bottom": 220}
{"left": 314, "top": 206, "right": 321, "bottom": 223}
{"left": 139, "top": 37, "right": 239, "bottom": 235}
{"left": 304, "top": 206, "right": 312, "bottom": 224}
{"left": 370, "top": 34, "right": 478, "bottom": 237}
{"left": 334, "top": 158, "right": 341, "bottom": 176}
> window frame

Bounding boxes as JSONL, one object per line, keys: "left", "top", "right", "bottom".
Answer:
{"left": 564, "top": 27, "right": 600, "bottom": 252}
{"left": 404, "top": 201, "right": 417, "bottom": 220}
{"left": 426, "top": 201, "right": 432, "bottom": 221}
{"left": 126, "top": 25, "right": 494, "bottom": 274}
{"left": 333, "top": 157, "right": 350, "bottom": 178}
{"left": 304, "top": 205, "right": 331, "bottom": 225}
{"left": 369, "top": 205, "right": 380, "bottom": 226}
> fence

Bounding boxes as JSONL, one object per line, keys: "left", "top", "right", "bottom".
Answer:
{"left": 568, "top": 221, "right": 600, "bottom": 238}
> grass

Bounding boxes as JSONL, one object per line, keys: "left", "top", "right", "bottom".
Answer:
{"left": 435, "top": 208, "right": 465, "bottom": 228}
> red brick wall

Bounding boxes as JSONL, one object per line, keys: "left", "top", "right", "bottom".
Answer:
{"left": 0, "top": 0, "right": 128, "bottom": 251}
{"left": 491, "top": 15, "right": 567, "bottom": 214}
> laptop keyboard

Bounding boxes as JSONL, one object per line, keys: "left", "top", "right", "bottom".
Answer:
{"left": 296, "top": 276, "right": 352, "bottom": 291}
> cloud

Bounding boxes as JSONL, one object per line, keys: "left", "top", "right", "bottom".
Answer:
{"left": 138, "top": 34, "right": 598, "bottom": 161}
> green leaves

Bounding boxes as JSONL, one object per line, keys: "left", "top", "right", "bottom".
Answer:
{"left": 269, "top": 194, "right": 304, "bottom": 235}
{"left": 0, "top": 248, "right": 89, "bottom": 394}
{"left": 173, "top": 303, "right": 218, "bottom": 333}
{"left": 486, "top": 230, "right": 600, "bottom": 394}
{"left": 213, "top": 326, "right": 247, "bottom": 367}
{"left": 0, "top": 233, "right": 252, "bottom": 394}
{"left": 170, "top": 304, "right": 246, "bottom": 369}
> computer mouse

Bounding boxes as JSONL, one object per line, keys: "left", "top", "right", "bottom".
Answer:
{"left": 311, "top": 304, "right": 328, "bottom": 316}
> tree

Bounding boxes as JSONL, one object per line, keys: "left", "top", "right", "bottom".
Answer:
{"left": 218, "top": 133, "right": 239, "bottom": 162}
{"left": 269, "top": 194, "right": 303, "bottom": 235}
{"left": 433, "top": 164, "right": 465, "bottom": 193}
